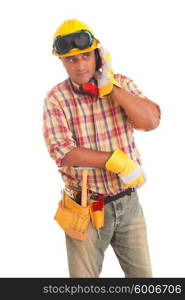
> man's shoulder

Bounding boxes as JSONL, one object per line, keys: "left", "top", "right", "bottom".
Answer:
{"left": 46, "top": 78, "right": 70, "bottom": 98}
{"left": 114, "top": 73, "right": 134, "bottom": 87}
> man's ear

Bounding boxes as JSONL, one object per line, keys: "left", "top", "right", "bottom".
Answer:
{"left": 95, "top": 49, "right": 102, "bottom": 71}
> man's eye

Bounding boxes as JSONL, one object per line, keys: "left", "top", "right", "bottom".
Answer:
{"left": 83, "top": 53, "right": 90, "bottom": 58}
{"left": 66, "top": 57, "right": 75, "bottom": 62}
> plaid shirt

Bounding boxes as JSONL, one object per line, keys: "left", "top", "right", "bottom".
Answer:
{"left": 42, "top": 74, "right": 160, "bottom": 195}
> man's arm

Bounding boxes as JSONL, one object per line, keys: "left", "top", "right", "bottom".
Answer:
{"left": 60, "top": 147, "right": 112, "bottom": 168}
{"left": 108, "top": 86, "right": 160, "bottom": 131}
{"left": 61, "top": 147, "right": 146, "bottom": 189}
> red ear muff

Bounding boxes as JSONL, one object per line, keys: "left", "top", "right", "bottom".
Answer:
{"left": 81, "top": 81, "right": 98, "bottom": 96}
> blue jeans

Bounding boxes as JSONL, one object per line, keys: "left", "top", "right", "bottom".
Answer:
{"left": 65, "top": 190, "right": 152, "bottom": 278}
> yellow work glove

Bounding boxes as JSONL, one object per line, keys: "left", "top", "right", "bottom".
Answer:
{"left": 95, "top": 47, "right": 121, "bottom": 98}
{"left": 105, "top": 149, "right": 146, "bottom": 188}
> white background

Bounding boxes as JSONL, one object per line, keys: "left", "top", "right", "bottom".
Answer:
{"left": 0, "top": 0, "right": 185, "bottom": 277}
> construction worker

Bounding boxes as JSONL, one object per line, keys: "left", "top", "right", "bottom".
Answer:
{"left": 42, "top": 19, "right": 161, "bottom": 278}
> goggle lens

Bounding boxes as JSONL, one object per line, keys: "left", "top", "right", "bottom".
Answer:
{"left": 74, "top": 32, "right": 90, "bottom": 49}
{"left": 55, "top": 38, "right": 70, "bottom": 53}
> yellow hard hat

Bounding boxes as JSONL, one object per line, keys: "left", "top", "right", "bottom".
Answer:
{"left": 52, "top": 19, "right": 99, "bottom": 57}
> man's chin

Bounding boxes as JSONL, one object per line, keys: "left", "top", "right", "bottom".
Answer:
{"left": 73, "top": 74, "right": 93, "bottom": 85}
{"left": 73, "top": 80, "right": 89, "bottom": 86}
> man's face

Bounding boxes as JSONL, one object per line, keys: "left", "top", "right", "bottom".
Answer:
{"left": 60, "top": 50, "right": 96, "bottom": 85}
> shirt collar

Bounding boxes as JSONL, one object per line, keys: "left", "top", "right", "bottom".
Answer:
{"left": 69, "top": 77, "right": 98, "bottom": 96}
{"left": 69, "top": 78, "right": 83, "bottom": 94}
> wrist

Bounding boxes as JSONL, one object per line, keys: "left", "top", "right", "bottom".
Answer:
{"left": 105, "top": 149, "right": 128, "bottom": 173}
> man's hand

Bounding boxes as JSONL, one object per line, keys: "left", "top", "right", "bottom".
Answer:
{"left": 95, "top": 47, "right": 121, "bottom": 98}
{"left": 105, "top": 149, "right": 146, "bottom": 188}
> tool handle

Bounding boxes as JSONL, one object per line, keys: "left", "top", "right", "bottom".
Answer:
{"left": 81, "top": 170, "right": 88, "bottom": 207}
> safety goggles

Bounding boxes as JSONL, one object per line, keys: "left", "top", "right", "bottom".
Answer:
{"left": 53, "top": 30, "right": 94, "bottom": 55}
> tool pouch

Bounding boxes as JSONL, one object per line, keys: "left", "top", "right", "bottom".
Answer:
{"left": 89, "top": 195, "right": 104, "bottom": 229}
{"left": 54, "top": 191, "right": 90, "bottom": 241}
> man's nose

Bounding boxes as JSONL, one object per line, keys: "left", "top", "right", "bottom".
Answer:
{"left": 76, "top": 57, "right": 86, "bottom": 71}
